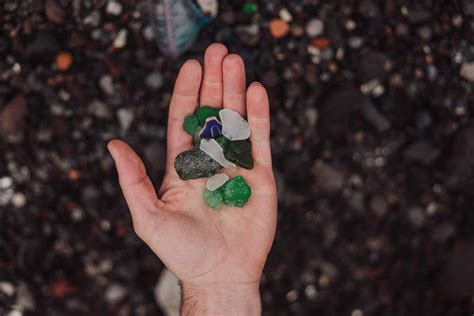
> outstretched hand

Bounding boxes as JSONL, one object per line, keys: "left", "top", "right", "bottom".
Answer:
{"left": 108, "top": 43, "right": 277, "bottom": 315}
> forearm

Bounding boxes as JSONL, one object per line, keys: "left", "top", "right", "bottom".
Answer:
{"left": 181, "top": 282, "right": 261, "bottom": 316}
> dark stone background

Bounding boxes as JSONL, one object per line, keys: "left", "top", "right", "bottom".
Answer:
{"left": 1, "top": 0, "right": 474, "bottom": 315}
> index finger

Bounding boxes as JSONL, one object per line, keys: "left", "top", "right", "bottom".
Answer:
{"left": 166, "top": 59, "right": 202, "bottom": 174}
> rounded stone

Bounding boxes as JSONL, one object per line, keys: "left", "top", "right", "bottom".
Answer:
{"left": 174, "top": 149, "right": 222, "bottom": 180}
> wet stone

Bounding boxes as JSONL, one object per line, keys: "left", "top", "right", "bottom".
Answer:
{"left": 203, "top": 188, "right": 224, "bottom": 209}
{"left": 174, "top": 149, "right": 222, "bottom": 180}
{"left": 222, "top": 176, "right": 251, "bottom": 208}
{"left": 183, "top": 114, "right": 199, "bottom": 136}
{"left": 199, "top": 116, "right": 222, "bottom": 139}
{"left": 224, "top": 140, "right": 254, "bottom": 169}
{"left": 195, "top": 106, "right": 220, "bottom": 125}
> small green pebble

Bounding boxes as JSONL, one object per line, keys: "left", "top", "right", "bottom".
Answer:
{"left": 203, "top": 188, "right": 224, "bottom": 210}
{"left": 243, "top": 3, "right": 258, "bottom": 14}
{"left": 216, "top": 136, "right": 230, "bottom": 150}
{"left": 183, "top": 114, "right": 199, "bottom": 136}
{"left": 222, "top": 176, "right": 252, "bottom": 208}
{"left": 195, "top": 106, "right": 220, "bottom": 125}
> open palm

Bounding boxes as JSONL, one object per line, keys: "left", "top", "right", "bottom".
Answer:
{"left": 108, "top": 44, "right": 277, "bottom": 292}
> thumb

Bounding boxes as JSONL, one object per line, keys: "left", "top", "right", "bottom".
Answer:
{"left": 107, "top": 139, "right": 163, "bottom": 240}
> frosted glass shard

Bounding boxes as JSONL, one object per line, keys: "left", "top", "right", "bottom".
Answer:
{"left": 206, "top": 173, "right": 229, "bottom": 191}
{"left": 199, "top": 139, "right": 236, "bottom": 169}
{"left": 219, "top": 109, "right": 251, "bottom": 141}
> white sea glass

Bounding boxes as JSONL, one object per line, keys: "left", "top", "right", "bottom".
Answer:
{"left": 219, "top": 109, "right": 251, "bottom": 141}
{"left": 206, "top": 173, "right": 229, "bottom": 191}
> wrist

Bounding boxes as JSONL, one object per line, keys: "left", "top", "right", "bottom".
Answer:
{"left": 181, "top": 282, "right": 261, "bottom": 316}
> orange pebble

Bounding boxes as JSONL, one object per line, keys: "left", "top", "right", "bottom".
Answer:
{"left": 269, "top": 19, "right": 289, "bottom": 38}
{"left": 68, "top": 169, "right": 81, "bottom": 181}
{"left": 312, "top": 38, "right": 331, "bottom": 48}
{"left": 51, "top": 279, "right": 77, "bottom": 297}
{"left": 56, "top": 52, "right": 73, "bottom": 71}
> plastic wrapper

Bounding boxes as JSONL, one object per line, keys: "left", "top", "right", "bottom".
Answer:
{"left": 151, "top": 0, "right": 212, "bottom": 59}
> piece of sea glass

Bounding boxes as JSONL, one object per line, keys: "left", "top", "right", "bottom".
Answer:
{"left": 219, "top": 109, "right": 251, "bottom": 141}
{"left": 206, "top": 173, "right": 229, "bottom": 191}
{"left": 196, "top": 106, "right": 220, "bottom": 125}
{"left": 203, "top": 188, "right": 223, "bottom": 209}
{"left": 222, "top": 176, "right": 251, "bottom": 207}
{"left": 216, "top": 136, "right": 230, "bottom": 150}
{"left": 199, "top": 139, "right": 236, "bottom": 169}
{"left": 193, "top": 129, "right": 201, "bottom": 147}
{"left": 224, "top": 139, "right": 254, "bottom": 169}
{"left": 199, "top": 116, "right": 222, "bottom": 139}
{"left": 183, "top": 114, "right": 199, "bottom": 136}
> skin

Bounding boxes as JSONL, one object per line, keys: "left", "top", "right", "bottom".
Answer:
{"left": 107, "top": 43, "right": 277, "bottom": 315}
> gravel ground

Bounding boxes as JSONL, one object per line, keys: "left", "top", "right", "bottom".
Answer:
{"left": 1, "top": 0, "right": 474, "bottom": 315}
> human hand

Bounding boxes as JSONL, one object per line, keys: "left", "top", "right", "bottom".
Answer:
{"left": 108, "top": 43, "right": 277, "bottom": 315}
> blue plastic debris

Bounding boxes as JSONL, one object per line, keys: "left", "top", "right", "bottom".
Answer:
{"left": 151, "top": 0, "right": 212, "bottom": 59}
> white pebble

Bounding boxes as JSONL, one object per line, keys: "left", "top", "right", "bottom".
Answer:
{"left": 0, "top": 177, "right": 13, "bottom": 189}
{"left": 0, "top": 281, "right": 15, "bottom": 296}
{"left": 199, "top": 139, "right": 236, "bottom": 169}
{"left": 305, "top": 19, "right": 324, "bottom": 38}
{"left": 117, "top": 108, "right": 134, "bottom": 131}
{"left": 142, "top": 25, "right": 154, "bottom": 41}
{"left": 106, "top": 1, "right": 123, "bottom": 16}
{"left": 113, "top": 29, "right": 128, "bottom": 49}
{"left": 146, "top": 72, "right": 163, "bottom": 89}
{"left": 206, "top": 173, "right": 229, "bottom": 191}
{"left": 99, "top": 75, "right": 115, "bottom": 95}
{"left": 460, "top": 62, "right": 474, "bottom": 82}
{"left": 279, "top": 8, "right": 292, "bottom": 22}
{"left": 219, "top": 109, "right": 251, "bottom": 141}
{"left": 11, "top": 192, "right": 26, "bottom": 208}
{"left": 8, "top": 310, "right": 22, "bottom": 316}
{"left": 105, "top": 283, "right": 127, "bottom": 305}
